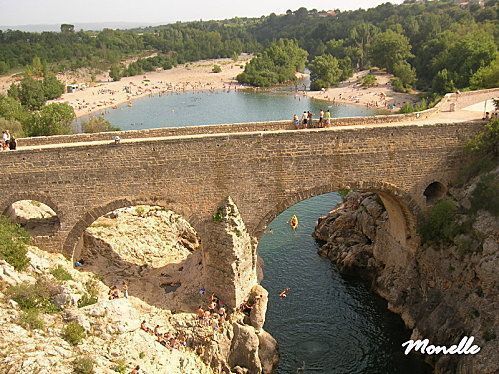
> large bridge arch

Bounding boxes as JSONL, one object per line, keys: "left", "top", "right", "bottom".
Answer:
{"left": 62, "top": 196, "right": 206, "bottom": 259}
{"left": 254, "top": 181, "right": 421, "bottom": 248}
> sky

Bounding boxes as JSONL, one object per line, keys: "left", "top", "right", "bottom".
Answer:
{"left": 0, "top": 0, "right": 403, "bottom": 26}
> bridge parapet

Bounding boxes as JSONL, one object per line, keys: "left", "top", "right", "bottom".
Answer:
{"left": 17, "top": 109, "right": 437, "bottom": 148}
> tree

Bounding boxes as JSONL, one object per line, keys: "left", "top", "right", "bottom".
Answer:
{"left": 470, "top": 54, "right": 499, "bottom": 89}
{"left": 26, "top": 103, "right": 75, "bottom": 136}
{"left": 237, "top": 39, "right": 308, "bottom": 87}
{"left": 212, "top": 65, "right": 222, "bottom": 73}
{"left": 60, "top": 24, "right": 75, "bottom": 33}
{"left": 446, "top": 31, "right": 497, "bottom": 87}
{"left": 0, "top": 117, "right": 25, "bottom": 138}
{"left": 109, "top": 65, "right": 122, "bottom": 82}
{"left": 16, "top": 77, "right": 46, "bottom": 110}
{"left": 309, "top": 54, "right": 341, "bottom": 90}
{"left": 0, "top": 95, "right": 30, "bottom": 124}
{"left": 0, "top": 61, "right": 9, "bottom": 75}
{"left": 393, "top": 61, "right": 417, "bottom": 88}
{"left": 31, "top": 57, "right": 44, "bottom": 77}
{"left": 82, "top": 117, "right": 120, "bottom": 133}
{"left": 349, "top": 23, "right": 379, "bottom": 69}
{"left": 370, "top": 30, "right": 413, "bottom": 73}
{"left": 43, "top": 74, "right": 65, "bottom": 100}
{"left": 432, "top": 69, "right": 456, "bottom": 95}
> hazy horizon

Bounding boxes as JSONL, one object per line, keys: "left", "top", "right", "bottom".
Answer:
{"left": 0, "top": 0, "right": 403, "bottom": 29}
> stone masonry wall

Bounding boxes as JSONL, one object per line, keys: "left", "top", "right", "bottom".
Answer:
{"left": 0, "top": 120, "right": 484, "bottom": 260}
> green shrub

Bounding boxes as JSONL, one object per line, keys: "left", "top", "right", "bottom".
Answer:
{"left": 78, "top": 293, "right": 98, "bottom": 308}
{"left": 7, "top": 280, "right": 60, "bottom": 313}
{"left": 390, "top": 77, "right": 406, "bottom": 93}
{"left": 337, "top": 189, "right": 350, "bottom": 200}
{"left": 73, "top": 356, "right": 95, "bottom": 374}
{"left": 62, "top": 322, "right": 86, "bottom": 345}
{"left": 212, "top": 65, "right": 222, "bottom": 73}
{"left": 466, "top": 119, "right": 499, "bottom": 156}
{"left": 471, "top": 174, "right": 499, "bottom": 216}
{"left": 112, "top": 359, "right": 127, "bottom": 373}
{"left": 50, "top": 265, "right": 73, "bottom": 282}
{"left": 138, "top": 352, "right": 145, "bottom": 359}
{"left": 78, "top": 279, "right": 100, "bottom": 308}
{"left": 82, "top": 116, "right": 120, "bottom": 133}
{"left": 460, "top": 119, "right": 499, "bottom": 182}
{"left": 134, "top": 206, "right": 146, "bottom": 217}
{"left": 419, "top": 199, "right": 459, "bottom": 244}
{"left": 455, "top": 235, "right": 477, "bottom": 257}
{"left": 361, "top": 74, "right": 377, "bottom": 87}
{"left": 212, "top": 207, "right": 224, "bottom": 222}
{"left": 399, "top": 102, "right": 415, "bottom": 113}
{"left": 0, "top": 216, "right": 30, "bottom": 271}
{"left": 18, "top": 309, "right": 45, "bottom": 330}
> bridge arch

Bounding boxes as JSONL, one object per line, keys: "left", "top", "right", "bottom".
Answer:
{"left": 0, "top": 193, "right": 62, "bottom": 219}
{"left": 255, "top": 181, "right": 421, "bottom": 248}
{"left": 62, "top": 197, "right": 204, "bottom": 259}
{"left": 0, "top": 193, "right": 63, "bottom": 237}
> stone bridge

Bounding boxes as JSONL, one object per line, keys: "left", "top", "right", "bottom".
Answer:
{"left": 0, "top": 111, "right": 489, "bottom": 307}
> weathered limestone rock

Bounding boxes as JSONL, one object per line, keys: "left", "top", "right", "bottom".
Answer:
{"left": 257, "top": 330, "right": 279, "bottom": 374}
{"left": 249, "top": 285, "right": 268, "bottom": 333}
{"left": 228, "top": 323, "right": 262, "bottom": 374}
{"left": 86, "top": 206, "right": 199, "bottom": 268}
{"left": 314, "top": 176, "right": 499, "bottom": 374}
{"left": 203, "top": 197, "right": 258, "bottom": 309}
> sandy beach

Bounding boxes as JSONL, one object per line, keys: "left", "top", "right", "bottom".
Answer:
{"left": 0, "top": 58, "right": 422, "bottom": 118}
{"left": 305, "top": 70, "right": 419, "bottom": 112}
{"left": 0, "top": 55, "right": 252, "bottom": 118}
{"left": 53, "top": 55, "right": 252, "bottom": 117}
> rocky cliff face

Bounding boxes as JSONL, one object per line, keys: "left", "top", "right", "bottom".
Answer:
{"left": 1, "top": 203, "right": 278, "bottom": 373}
{"left": 0, "top": 246, "right": 213, "bottom": 374}
{"left": 314, "top": 176, "right": 498, "bottom": 373}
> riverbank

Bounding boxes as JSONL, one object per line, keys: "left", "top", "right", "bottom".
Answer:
{"left": 306, "top": 70, "right": 420, "bottom": 112}
{"left": 313, "top": 174, "right": 499, "bottom": 373}
{"left": 44, "top": 55, "right": 252, "bottom": 118}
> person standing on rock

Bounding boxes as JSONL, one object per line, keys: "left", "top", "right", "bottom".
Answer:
{"left": 122, "top": 281, "right": 129, "bottom": 298}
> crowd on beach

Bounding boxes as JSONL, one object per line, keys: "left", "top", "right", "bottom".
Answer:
{"left": 1, "top": 130, "right": 17, "bottom": 151}
{"left": 64, "top": 76, "right": 243, "bottom": 116}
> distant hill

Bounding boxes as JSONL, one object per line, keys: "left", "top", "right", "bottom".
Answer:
{"left": 0, "top": 22, "right": 162, "bottom": 32}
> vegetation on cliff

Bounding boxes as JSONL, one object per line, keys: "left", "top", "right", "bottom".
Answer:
{"left": 419, "top": 119, "right": 498, "bottom": 252}
{"left": 0, "top": 216, "right": 30, "bottom": 271}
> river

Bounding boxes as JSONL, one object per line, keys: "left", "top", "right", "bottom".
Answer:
{"left": 258, "top": 192, "right": 431, "bottom": 373}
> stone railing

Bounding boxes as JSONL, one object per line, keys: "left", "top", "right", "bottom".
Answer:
{"left": 17, "top": 108, "right": 438, "bottom": 148}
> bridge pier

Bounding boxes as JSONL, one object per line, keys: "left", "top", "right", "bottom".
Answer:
{"left": 201, "top": 197, "right": 258, "bottom": 309}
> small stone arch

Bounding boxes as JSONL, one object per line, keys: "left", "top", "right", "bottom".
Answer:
{"left": 62, "top": 197, "right": 204, "bottom": 259}
{"left": 0, "top": 193, "right": 62, "bottom": 220}
{"left": 255, "top": 181, "right": 421, "bottom": 247}
{"left": 423, "top": 181, "right": 447, "bottom": 205}
{"left": 0, "top": 193, "right": 63, "bottom": 237}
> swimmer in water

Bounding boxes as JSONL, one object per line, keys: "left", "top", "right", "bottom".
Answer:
{"left": 279, "top": 288, "right": 290, "bottom": 299}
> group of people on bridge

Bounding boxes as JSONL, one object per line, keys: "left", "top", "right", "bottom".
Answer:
{"left": 293, "top": 109, "right": 332, "bottom": 129}
{"left": 1, "top": 130, "right": 16, "bottom": 151}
